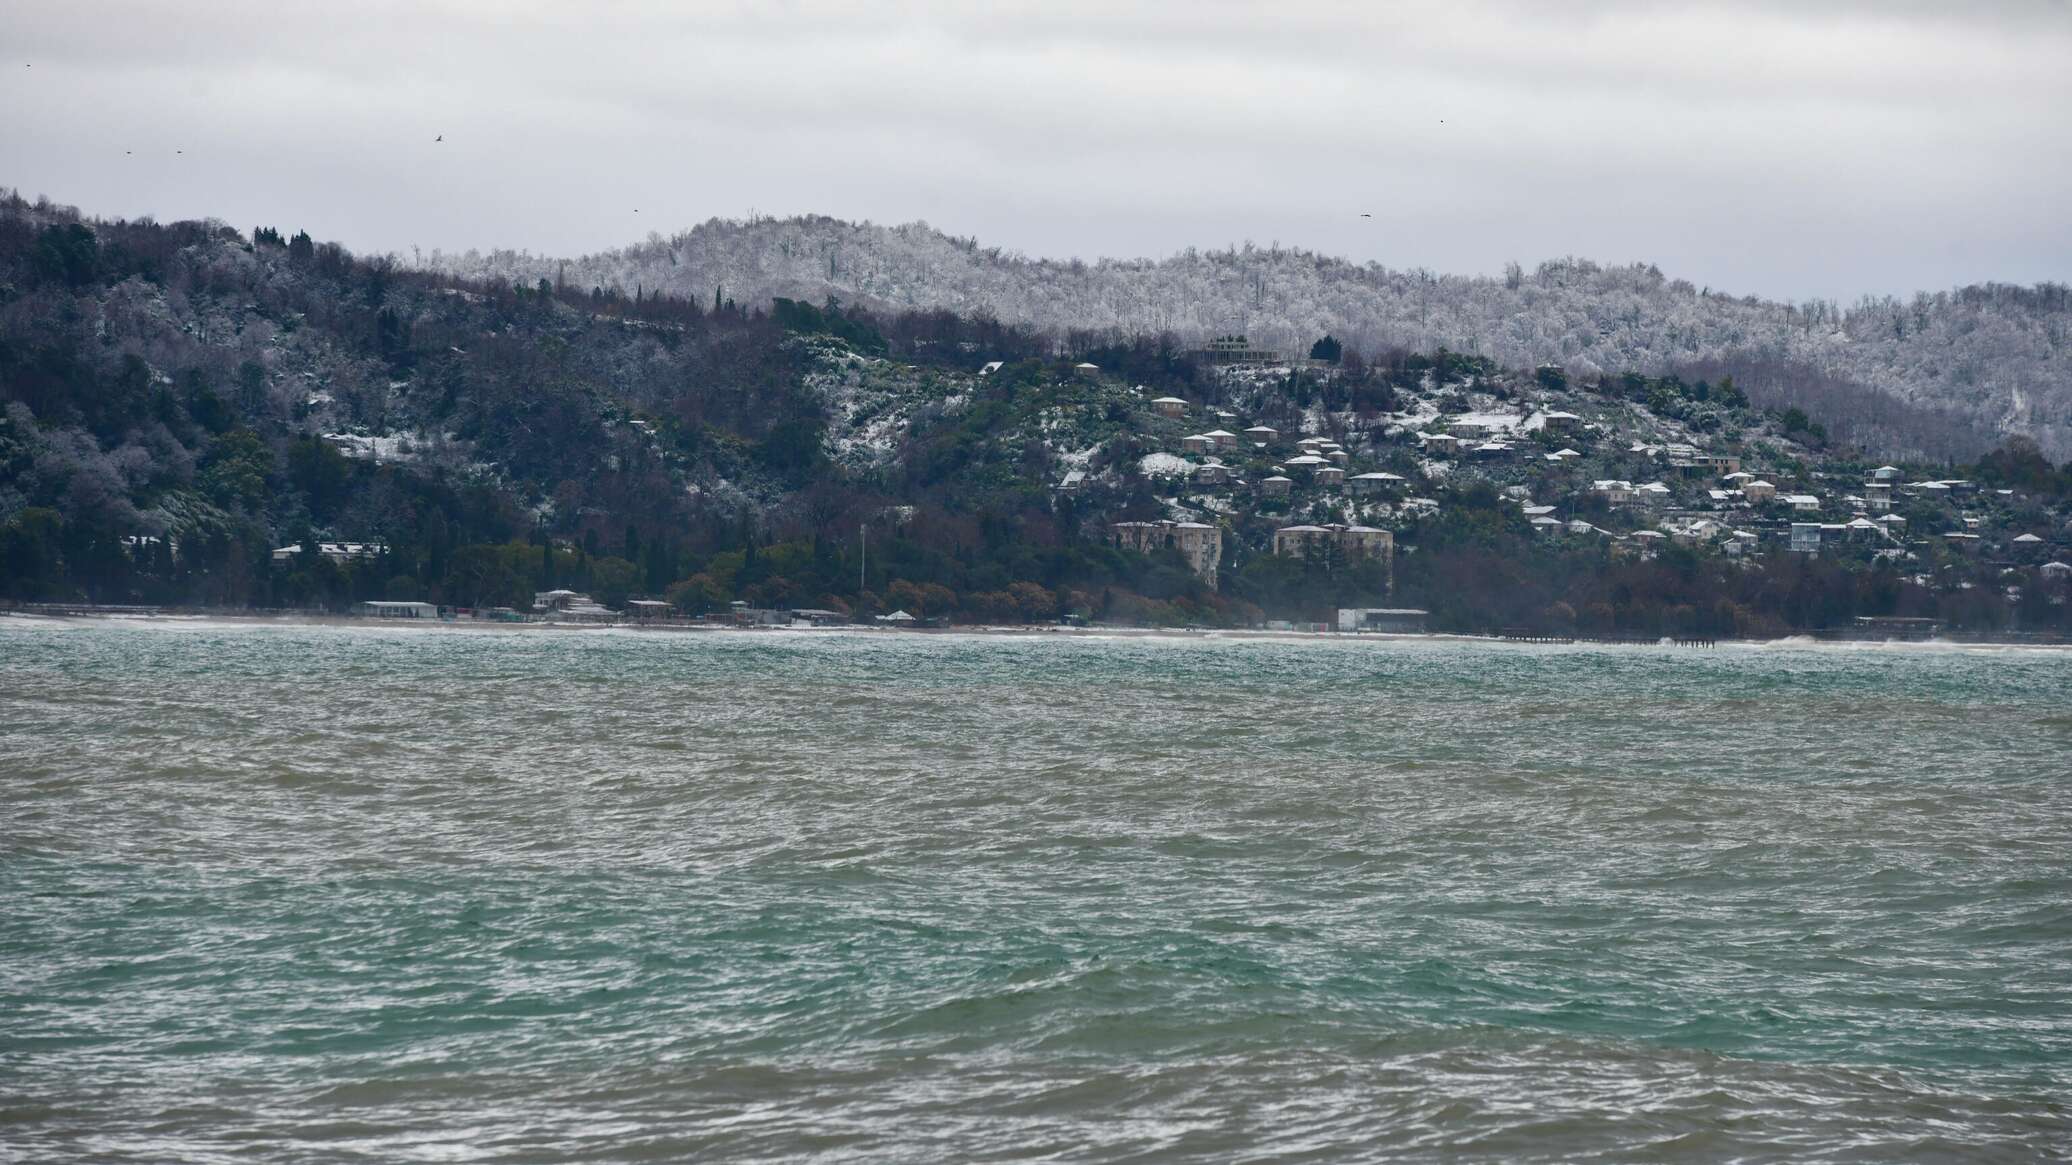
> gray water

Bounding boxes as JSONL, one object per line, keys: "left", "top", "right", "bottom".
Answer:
{"left": 3, "top": 620, "right": 2070, "bottom": 1162}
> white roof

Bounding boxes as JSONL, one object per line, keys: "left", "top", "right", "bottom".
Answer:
{"left": 1638, "top": 482, "right": 1672, "bottom": 494}
{"left": 1152, "top": 395, "right": 1187, "bottom": 404}
{"left": 1723, "top": 471, "right": 1755, "bottom": 481}
{"left": 1354, "top": 471, "right": 1406, "bottom": 481}
{"left": 1262, "top": 474, "right": 1292, "bottom": 483}
{"left": 1784, "top": 494, "right": 1820, "bottom": 504}
{"left": 1202, "top": 429, "right": 1237, "bottom": 438}
{"left": 2013, "top": 533, "right": 2044, "bottom": 543}
{"left": 1244, "top": 425, "right": 1278, "bottom": 434}
{"left": 1285, "top": 454, "right": 1328, "bottom": 466}
{"left": 1746, "top": 480, "right": 1775, "bottom": 488}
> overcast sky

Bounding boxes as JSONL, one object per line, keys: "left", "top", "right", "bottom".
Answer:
{"left": 3, "top": 1, "right": 2068, "bottom": 301}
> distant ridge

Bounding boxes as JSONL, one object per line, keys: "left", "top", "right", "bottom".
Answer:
{"left": 427, "top": 214, "right": 2071, "bottom": 460}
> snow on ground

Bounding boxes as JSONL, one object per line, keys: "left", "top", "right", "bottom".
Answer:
{"left": 324, "top": 432, "right": 419, "bottom": 462}
{"left": 1139, "top": 452, "right": 1191, "bottom": 477}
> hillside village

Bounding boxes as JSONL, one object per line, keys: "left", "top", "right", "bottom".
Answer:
{"left": 1061, "top": 338, "right": 2066, "bottom": 590}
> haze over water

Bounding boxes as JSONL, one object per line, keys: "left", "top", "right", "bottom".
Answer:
{"left": 4, "top": 620, "right": 2069, "bottom": 1162}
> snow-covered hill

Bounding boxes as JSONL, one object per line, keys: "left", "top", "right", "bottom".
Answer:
{"left": 428, "top": 215, "right": 2071, "bottom": 461}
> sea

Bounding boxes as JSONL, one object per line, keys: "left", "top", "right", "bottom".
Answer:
{"left": 3, "top": 619, "right": 2069, "bottom": 1162}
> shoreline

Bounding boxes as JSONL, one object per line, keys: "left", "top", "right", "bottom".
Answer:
{"left": 5, "top": 608, "right": 2068, "bottom": 652}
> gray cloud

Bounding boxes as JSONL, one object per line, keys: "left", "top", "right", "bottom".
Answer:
{"left": 2, "top": 0, "right": 2067, "bottom": 300}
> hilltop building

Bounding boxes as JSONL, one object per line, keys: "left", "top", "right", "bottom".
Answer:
{"left": 1190, "top": 335, "right": 1280, "bottom": 365}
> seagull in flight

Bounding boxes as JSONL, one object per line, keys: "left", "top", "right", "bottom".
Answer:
{"left": 1360, "top": 213, "right": 1371, "bottom": 218}
{"left": 436, "top": 134, "right": 443, "bottom": 142}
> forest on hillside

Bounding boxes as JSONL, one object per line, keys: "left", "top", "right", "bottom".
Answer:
{"left": 4, "top": 193, "right": 2070, "bottom": 637}
{"left": 432, "top": 215, "right": 2072, "bottom": 461}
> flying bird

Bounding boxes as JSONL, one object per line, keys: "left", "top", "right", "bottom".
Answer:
{"left": 435, "top": 135, "right": 443, "bottom": 142}
{"left": 1360, "top": 213, "right": 1371, "bottom": 218}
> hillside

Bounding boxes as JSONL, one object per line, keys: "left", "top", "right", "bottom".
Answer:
{"left": 4, "top": 193, "right": 2071, "bottom": 637}
{"left": 431, "top": 215, "right": 2072, "bottom": 462}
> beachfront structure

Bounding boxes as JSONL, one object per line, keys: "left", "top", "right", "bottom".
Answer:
{"left": 624, "top": 599, "right": 675, "bottom": 620}
{"left": 534, "top": 590, "right": 617, "bottom": 621}
{"left": 1337, "top": 607, "right": 1429, "bottom": 633}
{"left": 359, "top": 600, "right": 438, "bottom": 619}
{"left": 1110, "top": 520, "right": 1223, "bottom": 584}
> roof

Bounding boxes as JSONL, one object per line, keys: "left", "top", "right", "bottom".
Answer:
{"left": 1262, "top": 474, "right": 1292, "bottom": 482}
{"left": 1151, "top": 396, "right": 1188, "bottom": 404}
{"left": 1202, "top": 429, "right": 1237, "bottom": 438}
{"left": 1244, "top": 425, "right": 1279, "bottom": 434}
{"left": 2013, "top": 533, "right": 2044, "bottom": 543}
{"left": 1355, "top": 471, "right": 1406, "bottom": 480}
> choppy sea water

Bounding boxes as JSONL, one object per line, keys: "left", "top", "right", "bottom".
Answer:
{"left": 2, "top": 620, "right": 2070, "bottom": 1163}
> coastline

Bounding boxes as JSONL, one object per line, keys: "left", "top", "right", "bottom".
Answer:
{"left": 5, "top": 607, "right": 2069, "bottom": 652}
